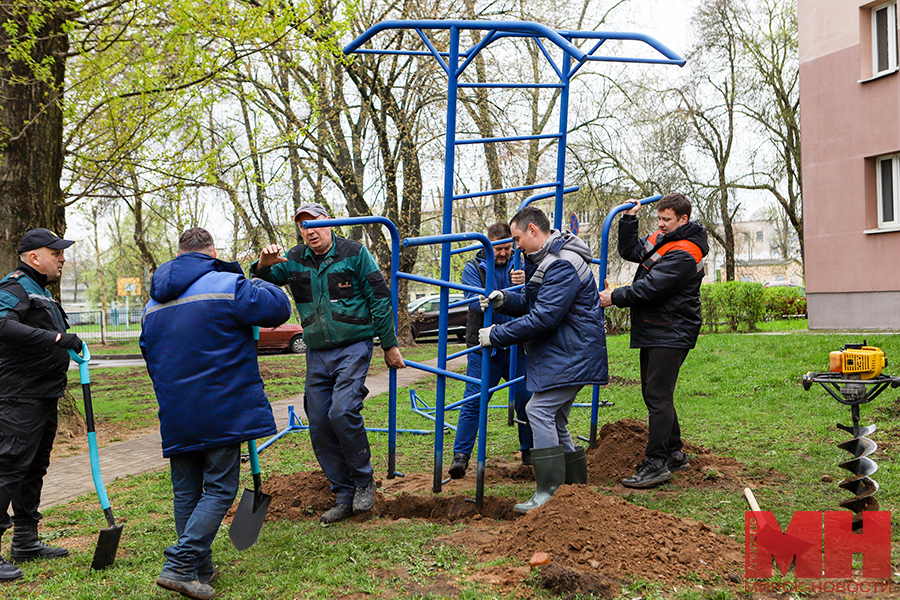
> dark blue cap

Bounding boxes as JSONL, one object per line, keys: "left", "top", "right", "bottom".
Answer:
{"left": 17, "top": 228, "right": 75, "bottom": 253}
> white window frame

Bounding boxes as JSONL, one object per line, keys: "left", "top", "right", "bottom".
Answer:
{"left": 876, "top": 154, "right": 900, "bottom": 229}
{"left": 872, "top": 2, "right": 898, "bottom": 76}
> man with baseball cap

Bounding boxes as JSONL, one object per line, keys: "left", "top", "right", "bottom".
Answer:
{"left": 252, "top": 202, "right": 405, "bottom": 524}
{"left": 0, "top": 228, "right": 82, "bottom": 580}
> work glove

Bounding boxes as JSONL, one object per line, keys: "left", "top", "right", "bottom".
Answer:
{"left": 478, "top": 325, "right": 495, "bottom": 348}
{"left": 478, "top": 290, "right": 504, "bottom": 312}
{"left": 57, "top": 332, "right": 84, "bottom": 352}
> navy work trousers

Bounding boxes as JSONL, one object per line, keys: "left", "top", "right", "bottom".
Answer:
{"left": 453, "top": 346, "right": 532, "bottom": 457}
{"left": 304, "top": 339, "right": 375, "bottom": 505}
{"left": 0, "top": 396, "right": 58, "bottom": 532}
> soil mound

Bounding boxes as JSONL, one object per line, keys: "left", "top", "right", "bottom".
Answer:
{"left": 479, "top": 485, "right": 744, "bottom": 589}
{"left": 587, "top": 418, "right": 749, "bottom": 488}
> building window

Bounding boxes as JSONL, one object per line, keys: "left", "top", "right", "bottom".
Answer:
{"left": 873, "top": 2, "right": 898, "bottom": 75}
{"left": 756, "top": 231, "right": 764, "bottom": 241}
{"left": 876, "top": 154, "right": 900, "bottom": 228}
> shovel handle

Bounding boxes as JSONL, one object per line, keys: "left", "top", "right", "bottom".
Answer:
{"left": 248, "top": 439, "right": 261, "bottom": 476}
{"left": 67, "top": 342, "right": 91, "bottom": 385}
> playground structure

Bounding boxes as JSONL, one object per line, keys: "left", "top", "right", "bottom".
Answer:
{"left": 261, "top": 20, "right": 685, "bottom": 510}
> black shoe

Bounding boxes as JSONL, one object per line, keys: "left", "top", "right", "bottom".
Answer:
{"left": 667, "top": 451, "right": 691, "bottom": 472}
{"left": 0, "top": 556, "right": 22, "bottom": 581}
{"left": 621, "top": 459, "right": 671, "bottom": 489}
{"left": 521, "top": 449, "right": 533, "bottom": 466}
{"left": 448, "top": 453, "right": 469, "bottom": 479}
{"left": 320, "top": 503, "right": 354, "bottom": 524}
{"left": 352, "top": 480, "right": 377, "bottom": 514}
{"left": 156, "top": 576, "right": 215, "bottom": 600}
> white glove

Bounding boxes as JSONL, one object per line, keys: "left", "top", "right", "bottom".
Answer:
{"left": 478, "top": 325, "right": 494, "bottom": 347}
{"left": 478, "top": 290, "right": 504, "bottom": 312}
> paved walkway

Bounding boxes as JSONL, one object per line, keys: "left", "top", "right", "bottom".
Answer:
{"left": 41, "top": 355, "right": 467, "bottom": 510}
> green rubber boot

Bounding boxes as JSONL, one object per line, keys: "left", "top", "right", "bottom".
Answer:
{"left": 564, "top": 447, "right": 588, "bottom": 484}
{"left": 513, "top": 445, "right": 565, "bottom": 514}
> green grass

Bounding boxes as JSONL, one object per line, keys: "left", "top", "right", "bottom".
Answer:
{"left": 16, "top": 332, "right": 900, "bottom": 599}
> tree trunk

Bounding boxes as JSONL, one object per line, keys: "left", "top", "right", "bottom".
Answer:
{"left": 0, "top": 6, "right": 69, "bottom": 276}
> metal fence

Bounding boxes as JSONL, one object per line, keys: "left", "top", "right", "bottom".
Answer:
{"left": 66, "top": 308, "right": 143, "bottom": 343}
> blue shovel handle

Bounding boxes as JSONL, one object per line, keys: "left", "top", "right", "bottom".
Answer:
{"left": 67, "top": 343, "right": 112, "bottom": 512}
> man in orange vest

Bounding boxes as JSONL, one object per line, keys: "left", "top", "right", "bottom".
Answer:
{"left": 599, "top": 193, "right": 708, "bottom": 488}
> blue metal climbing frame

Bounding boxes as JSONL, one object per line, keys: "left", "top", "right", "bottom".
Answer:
{"left": 338, "top": 20, "right": 683, "bottom": 509}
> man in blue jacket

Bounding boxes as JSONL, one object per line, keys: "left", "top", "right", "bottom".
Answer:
{"left": 599, "top": 193, "right": 708, "bottom": 489}
{"left": 141, "top": 228, "right": 290, "bottom": 600}
{"left": 448, "top": 222, "right": 533, "bottom": 479}
{"left": 479, "top": 207, "right": 607, "bottom": 513}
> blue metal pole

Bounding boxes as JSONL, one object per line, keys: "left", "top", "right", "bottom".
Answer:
{"left": 554, "top": 52, "right": 572, "bottom": 231}
{"left": 475, "top": 243, "right": 495, "bottom": 511}
{"left": 434, "top": 26, "right": 459, "bottom": 494}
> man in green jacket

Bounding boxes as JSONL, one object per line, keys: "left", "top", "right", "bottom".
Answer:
{"left": 252, "top": 203, "right": 404, "bottom": 524}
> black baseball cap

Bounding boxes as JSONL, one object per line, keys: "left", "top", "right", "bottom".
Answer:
{"left": 17, "top": 228, "right": 75, "bottom": 253}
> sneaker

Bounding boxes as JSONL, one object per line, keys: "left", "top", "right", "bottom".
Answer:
{"left": 667, "top": 451, "right": 691, "bottom": 472}
{"left": 521, "top": 449, "right": 533, "bottom": 466}
{"left": 621, "top": 459, "right": 671, "bottom": 489}
{"left": 156, "top": 576, "right": 216, "bottom": 600}
{"left": 448, "top": 453, "right": 469, "bottom": 479}
{"left": 320, "top": 503, "right": 354, "bottom": 524}
{"left": 0, "top": 556, "right": 22, "bottom": 581}
{"left": 352, "top": 480, "right": 377, "bottom": 514}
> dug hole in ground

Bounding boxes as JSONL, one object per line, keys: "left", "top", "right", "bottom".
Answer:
{"left": 227, "top": 418, "right": 887, "bottom": 599}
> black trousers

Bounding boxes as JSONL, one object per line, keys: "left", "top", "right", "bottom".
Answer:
{"left": 0, "top": 397, "right": 58, "bottom": 532}
{"left": 640, "top": 347, "right": 689, "bottom": 462}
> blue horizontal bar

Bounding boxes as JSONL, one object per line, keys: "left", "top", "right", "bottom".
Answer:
{"left": 404, "top": 359, "right": 479, "bottom": 385}
{"left": 352, "top": 49, "right": 469, "bottom": 58}
{"left": 459, "top": 83, "right": 565, "bottom": 89}
{"left": 449, "top": 297, "right": 478, "bottom": 309}
{"left": 403, "top": 232, "right": 493, "bottom": 248}
{"left": 583, "top": 55, "right": 685, "bottom": 66}
{"left": 451, "top": 236, "right": 513, "bottom": 255}
{"left": 448, "top": 345, "right": 481, "bottom": 360}
{"left": 397, "top": 272, "right": 485, "bottom": 296}
{"left": 456, "top": 133, "right": 561, "bottom": 146}
{"left": 454, "top": 181, "right": 559, "bottom": 201}
{"left": 518, "top": 185, "right": 579, "bottom": 210}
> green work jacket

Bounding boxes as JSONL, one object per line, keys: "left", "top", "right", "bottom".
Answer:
{"left": 251, "top": 234, "right": 398, "bottom": 351}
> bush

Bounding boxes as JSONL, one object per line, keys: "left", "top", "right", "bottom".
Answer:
{"left": 764, "top": 286, "right": 808, "bottom": 319}
{"left": 603, "top": 305, "right": 630, "bottom": 334}
{"left": 702, "top": 281, "right": 766, "bottom": 332}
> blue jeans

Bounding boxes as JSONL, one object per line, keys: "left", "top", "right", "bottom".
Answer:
{"left": 304, "top": 340, "right": 374, "bottom": 505}
{"left": 160, "top": 444, "right": 240, "bottom": 582}
{"left": 453, "top": 346, "right": 533, "bottom": 457}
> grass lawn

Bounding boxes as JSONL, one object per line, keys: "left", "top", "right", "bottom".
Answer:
{"left": 14, "top": 329, "right": 900, "bottom": 599}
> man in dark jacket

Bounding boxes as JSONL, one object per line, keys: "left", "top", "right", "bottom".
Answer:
{"left": 448, "top": 222, "right": 533, "bottom": 479}
{"left": 480, "top": 207, "right": 607, "bottom": 513}
{"left": 0, "top": 229, "right": 81, "bottom": 581}
{"left": 599, "top": 193, "right": 708, "bottom": 489}
{"left": 252, "top": 202, "right": 405, "bottom": 524}
{"left": 141, "top": 228, "right": 290, "bottom": 599}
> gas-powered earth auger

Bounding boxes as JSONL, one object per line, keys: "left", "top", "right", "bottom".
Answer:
{"left": 802, "top": 342, "right": 900, "bottom": 529}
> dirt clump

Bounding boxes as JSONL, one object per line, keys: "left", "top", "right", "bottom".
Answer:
{"left": 587, "top": 418, "right": 749, "bottom": 489}
{"left": 479, "top": 485, "right": 744, "bottom": 589}
{"left": 535, "top": 563, "right": 619, "bottom": 599}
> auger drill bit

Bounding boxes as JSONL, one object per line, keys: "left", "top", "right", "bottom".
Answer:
{"left": 836, "top": 405, "right": 879, "bottom": 529}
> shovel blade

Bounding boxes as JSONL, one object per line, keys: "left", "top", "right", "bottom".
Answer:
{"left": 229, "top": 487, "right": 272, "bottom": 551}
{"left": 91, "top": 523, "right": 124, "bottom": 570}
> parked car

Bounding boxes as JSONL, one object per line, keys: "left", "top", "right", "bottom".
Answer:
{"left": 257, "top": 323, "right": 306, "bottom": 354}
{"left": 407, "top": 294, "right": 470, "bottom": 341}
{"left": 763, "top": 281, "right": 805, "bottom": 293}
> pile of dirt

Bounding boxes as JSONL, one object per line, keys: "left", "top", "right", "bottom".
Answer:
{"left": 478, "top": 485, "right": 744, "bottom": 590}
{"left": 587, "top": 418, "right": 750, "bottom": 489}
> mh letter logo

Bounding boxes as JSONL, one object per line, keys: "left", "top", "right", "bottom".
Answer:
{"left": 745, "top": 511, "right": 891, "bottom": 579}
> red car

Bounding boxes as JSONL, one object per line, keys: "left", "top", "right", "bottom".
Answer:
{"left": 257, "top": 323, "right": 306, "bottom": 354}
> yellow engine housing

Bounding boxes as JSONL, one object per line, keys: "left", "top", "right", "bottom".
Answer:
{"left": 830, "top": 346, "right": 886, "bottom": 379}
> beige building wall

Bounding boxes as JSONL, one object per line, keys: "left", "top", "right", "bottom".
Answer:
{"left": 799, "top": 0, "right": 900, "bottom": 328}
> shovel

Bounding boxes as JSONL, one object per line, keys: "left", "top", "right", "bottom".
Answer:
{"left": 229, "top": 325, "right": 272, "bottom": 551}
{"left": 67, "top": 343, "right": 124, "bottom": 570}
{"left": 228, "top": 439, "right": 271, "bottom": 551}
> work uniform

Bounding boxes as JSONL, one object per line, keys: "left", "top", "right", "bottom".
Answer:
{"left": 489, "top": 231, "right": 608, "bottom": 450}
{"left": 251, "top": 234, "right": 397, "bottom": 505}
{"left": 141, "top": 252, "right": 290, "bottom": 583}
{"left": 610, "top": 215, "right": 709, "bottom": 462}
{"left": 0, "top": 263, "right": 71, "bottom": 532}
